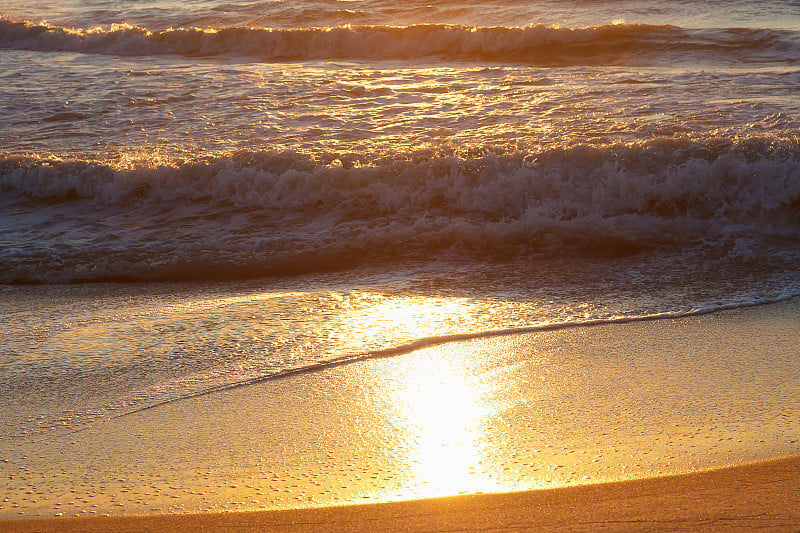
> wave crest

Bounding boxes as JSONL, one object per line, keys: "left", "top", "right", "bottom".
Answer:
{"left": 2, "top": 18, "right": 798, "bottom": 65}
{"left": 2, "top": 137, "right": 799, "bottom": 283}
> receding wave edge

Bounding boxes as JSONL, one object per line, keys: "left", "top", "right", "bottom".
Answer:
{"left": 39, "top": 291, "right": 798, "bottom": 442}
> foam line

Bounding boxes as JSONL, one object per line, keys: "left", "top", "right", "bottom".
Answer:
{"left": 36, "top": 292, "right": 797, "bottom": 443}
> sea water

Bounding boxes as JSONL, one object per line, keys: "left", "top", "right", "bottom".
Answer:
{"left": 1, "top": 0, "right": 799, "bottom": 509}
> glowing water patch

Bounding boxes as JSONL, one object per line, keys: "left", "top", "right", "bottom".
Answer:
{"left": 361, "top": 335, "right": 517, "bottom": 499}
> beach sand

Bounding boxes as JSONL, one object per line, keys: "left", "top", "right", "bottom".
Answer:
{"left": 3, "top": 454, "right": 800, "bottom": 532}
{"left": 1, "top": 298, "right": 799, "bottom": 529}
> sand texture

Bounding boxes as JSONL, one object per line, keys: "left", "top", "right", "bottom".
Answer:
{"left": 2, "top": 298, "right": 800, "bottom": 521}
{"left": 3, "top": 454, "right": 800, "bottom": 532}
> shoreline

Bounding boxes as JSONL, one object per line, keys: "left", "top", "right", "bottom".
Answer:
{"left": 2, "top": 297, "right": 799, "bottom": 523}
{"left": 4, "top": 454, "right": 799, "bottom": 532}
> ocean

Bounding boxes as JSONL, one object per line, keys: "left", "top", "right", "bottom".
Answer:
{"left": 1, "top": 0, "right": 800, "bottom": 516}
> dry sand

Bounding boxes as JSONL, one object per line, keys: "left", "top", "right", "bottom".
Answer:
{"left": 3, "top": 454, "right": 799, "bottom": 532}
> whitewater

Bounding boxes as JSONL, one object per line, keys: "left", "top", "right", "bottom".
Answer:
{"left": 1, "top": 0, "right": 799, "bottom": 510}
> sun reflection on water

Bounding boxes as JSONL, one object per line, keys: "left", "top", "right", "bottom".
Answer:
{"left": 350, "top": 293, "right": 474, "bottom": 340}
{"left": 389, "top": 356, "right": 497, "bottom": 497}
{"left": 356, "top": 296, "right": 517, "bottom": 499}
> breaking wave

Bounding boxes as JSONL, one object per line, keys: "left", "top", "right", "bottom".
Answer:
{"left": 1, "top": 18, "right": 798, "bottom": 65}
{"left": 2, "top": 136, "right": 799, "bottom": 283}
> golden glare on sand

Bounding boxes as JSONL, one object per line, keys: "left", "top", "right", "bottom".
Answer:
{"left": 376, "top": 348, "right": 509, "bottom": 498}
{"left": 1, "top": 297, "right": 799, "bottom": 520}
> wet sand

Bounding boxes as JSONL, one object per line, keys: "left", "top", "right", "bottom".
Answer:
{"left": 3, "top": 454, "right": 800, "bottom": 532}
{"left": 1, "top": 298, "right": 799, "bottom": 525}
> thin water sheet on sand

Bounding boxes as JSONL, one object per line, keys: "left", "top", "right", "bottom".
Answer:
{"left": 1, "top": 298, "right": 799, "bottom": 519}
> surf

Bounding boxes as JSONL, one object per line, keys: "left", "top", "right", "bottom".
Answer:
{"left": 2, "top": 136, "right": 799, "bottom": 284}
{"left": 2, "top": 18, "right": 798, "bottom": 66}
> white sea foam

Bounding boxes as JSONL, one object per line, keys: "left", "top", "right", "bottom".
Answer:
{"left": 2, "top": 137, "right": 799, "bottom": 283}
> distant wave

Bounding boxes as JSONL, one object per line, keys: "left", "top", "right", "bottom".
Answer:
{"left": 2, "top": 136, "right": 799, "bottom": 283}
{"left": 1, "top": 18, "right": 798, "bottom": 65}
